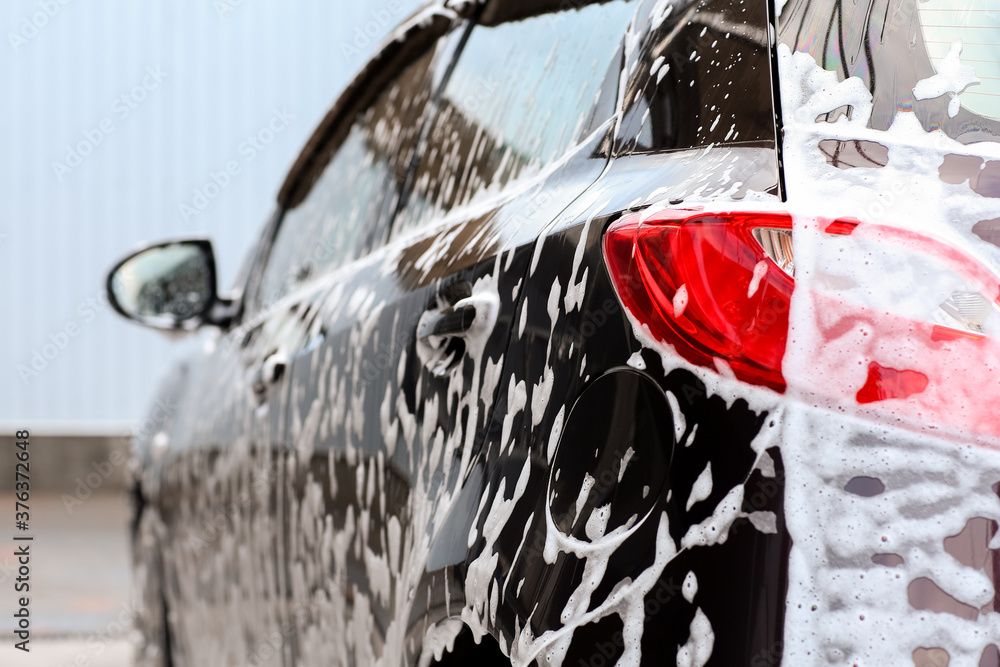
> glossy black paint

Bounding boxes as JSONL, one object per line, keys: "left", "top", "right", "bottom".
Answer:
{"left": 122, "top": 1, "right": 790, "bottom": 665}
{"left": 472, "top": 193, "right": 788, "bottom": 662}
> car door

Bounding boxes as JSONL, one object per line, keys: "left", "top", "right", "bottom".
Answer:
{"left": 267, "top": 1, "right": 639, "bottom": 665}
{"left": 459, "top": 0, "right": 793, "bottom": 664}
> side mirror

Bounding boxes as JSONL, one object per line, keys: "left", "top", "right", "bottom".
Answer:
{"left": 106, "top": 239, "right": 236, "bottom": 331}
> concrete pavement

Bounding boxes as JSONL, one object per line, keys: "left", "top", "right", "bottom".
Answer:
{"left": 0, "top": 493, "right": 134, "bottom": 665}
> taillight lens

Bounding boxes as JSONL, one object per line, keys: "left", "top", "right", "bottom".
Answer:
{"left": 603, "top": 210, "right": 803, "bottom": 391}
{"left": 603, "top": 208, "right": 1000, "bottom": 440}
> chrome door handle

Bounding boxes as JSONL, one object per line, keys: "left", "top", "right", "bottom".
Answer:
{"left": 251, "top": 351, "right": 287, "bottom": 397}
{"left": 417, "top": 302, "right": 477, "bottom": 341}
{"left": 416, "top": 290, "right": 499, "bottom": 377}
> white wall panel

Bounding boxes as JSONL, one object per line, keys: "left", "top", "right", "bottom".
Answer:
{"left": 0, "top": 0, "right": 426, "bottom": 429}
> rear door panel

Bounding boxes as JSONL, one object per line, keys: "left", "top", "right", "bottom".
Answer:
{"left": 458, "top": 0, "right": 792, "bottom": 662}
{"left": 278, "top": 122, "right": 617, "bottom": 664}
{"left": 474, "top": 163, "right": 789, "bottom": 664}
{"left": 270, "top": 2, "right": 640, "bottom": 663}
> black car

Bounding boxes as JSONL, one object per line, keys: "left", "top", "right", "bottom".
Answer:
{"left": 109, "top": 0, "right": 1000, "bottom": 664}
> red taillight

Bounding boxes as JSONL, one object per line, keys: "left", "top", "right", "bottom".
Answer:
{"left": 604, "top": 207, "right": 1000, "bottom": 441}
{"left": 603, "top": 209, "right": 803, "bottom": 392}
{"left": 604, "top": 207, "right": 1000, "bottom": 432}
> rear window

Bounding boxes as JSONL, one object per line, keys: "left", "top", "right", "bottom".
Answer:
{"left": 257, "top": 48, "right": 438, "bottom": 306}
{"left": 390, "top": 0, "right": 637, "bottom": 236}
{"left": 615, "top": 0, "right": 776, "bottom": 155}
{"left": 918, "top": 0, "right": 1000, "bottom": 122}
{"left": 779, "top": 0, "right": 1000, "bottom": 144}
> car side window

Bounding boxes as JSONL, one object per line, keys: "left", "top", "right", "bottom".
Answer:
{"left": 255, "top": 47, "right": 438, "bottom": 308}
{"left": 616, "top": 0, "right": 775, "bottom": 154}
{"left": 390, "top": 0, "right": 637, "bottom": 237}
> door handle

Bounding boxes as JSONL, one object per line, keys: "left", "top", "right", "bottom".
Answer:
{"left": 251, "top": 350, "right": 287, "bottom": 398}
{"left": 416, "top": 290, "right": 499, "bottom": 377}
{"left": 417, "top": 302, "right": 477, "bottom": 341}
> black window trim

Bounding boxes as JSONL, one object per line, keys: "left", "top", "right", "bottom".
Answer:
{"left": 252, "top": 0, "right": 638, "bottom": 319}
{"left": 607, "top": 0, "right": 785, "bottom": 199}
{"left": 385, "top": 0, "right": 638, "bottom": 239}
{"left": 276, "top": 6, "right": 471, "bottom": 210}
{"left": 238, "top": 5, "right": 474, "bottom": 318}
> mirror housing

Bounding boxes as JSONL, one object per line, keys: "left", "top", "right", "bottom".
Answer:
{"left": 106, "top": 238, "right": 237, "bottom": 331}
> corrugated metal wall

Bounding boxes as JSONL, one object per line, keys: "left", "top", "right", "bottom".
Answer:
{"left": 1, "top": 0, "right": 424, "bottom": 431}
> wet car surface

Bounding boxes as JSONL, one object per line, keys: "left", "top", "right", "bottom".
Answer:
{"left": 108, "top": 0, "right": 1000, "bottom": 664}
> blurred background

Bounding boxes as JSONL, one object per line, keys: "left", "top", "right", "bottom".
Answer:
{"left": 0, "top": 1, "right": 423, "bottom": 662}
